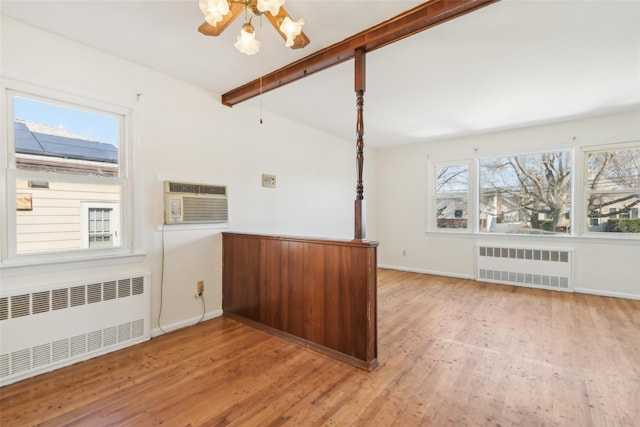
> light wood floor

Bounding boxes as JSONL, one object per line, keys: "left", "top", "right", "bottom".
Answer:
{"left": 1, "top": 269, "right": 639, "bottom": 426}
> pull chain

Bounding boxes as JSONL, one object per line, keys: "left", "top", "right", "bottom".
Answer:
{"left": 259, "top": 76, "right": 263, "bottom": 124}
{"left": 259, "top": 14, "right": 264, "bottom": 124}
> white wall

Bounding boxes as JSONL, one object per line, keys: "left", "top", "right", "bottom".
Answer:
{"left": 371, "top": 111, "right": 640, "bottom": 299}
{"left": 0, "top": 16, "right": 367, "bottom": 332}
{"left": 3, "top": 15, "right": 635, "bottom": 345}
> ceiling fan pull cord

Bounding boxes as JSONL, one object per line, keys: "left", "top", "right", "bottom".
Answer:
{"left": 259, "top": 76, "right": 263, "bottom": 124}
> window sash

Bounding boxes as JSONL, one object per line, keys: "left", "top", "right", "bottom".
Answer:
{"left": 431, "top": 162, "right": 471, "bottom": 232}
{"left": 83, "top": 203, "right": 121, "bottom": 249}
{"left": 10, "top": 171, "right": 125, "bottom": 256}
{"left": 478, "top": 151, "right": 572, "bottom": 235}
{"left": 583, "top": 144, "right": 640, "bottom": 235}
{"left": 2, "top": 79, "right": 133, "bottom": 264}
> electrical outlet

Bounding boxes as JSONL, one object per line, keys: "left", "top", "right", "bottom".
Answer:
{"left": 196, "top": 280, "right": 204, "bottom": 296}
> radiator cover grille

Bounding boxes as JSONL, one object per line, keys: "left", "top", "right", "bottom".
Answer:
{"left": 0, "top": 272, "right": 150, "bottom": 386}
{"left": 477, "top": 245, "right": 572, "bottom": 291}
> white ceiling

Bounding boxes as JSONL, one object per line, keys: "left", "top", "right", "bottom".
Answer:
{"left": 1, "top": 0, "right": 639, "bottom": 148}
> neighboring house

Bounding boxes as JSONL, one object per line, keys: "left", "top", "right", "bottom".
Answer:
{"left": 478, "top": 190, "right": 571, "bottom": 233}
{"left": 14, "top": 120, "right": 120, "bottom": 254}
{"left": 435, "top": 198, "right": 467, "bottom": 229}
{"left": 586, "top": 169, "right": 640, "bottom": 230}
{"left": 437, "top": 189, "right": 572, "bottom": 233}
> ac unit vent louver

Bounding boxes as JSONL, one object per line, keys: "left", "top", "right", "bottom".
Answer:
{"left": 168, "top": 182, "right": 226, "bottom": 195}
{"left": 164, "top": 181, "right": 228, "bottom": 224}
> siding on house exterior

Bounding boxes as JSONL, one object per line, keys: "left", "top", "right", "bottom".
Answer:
{"left": 13, "top": 118, "right": 121, "bottom": 254}
{"left": 16, "top": 179, "right": 120, "bottom": 254}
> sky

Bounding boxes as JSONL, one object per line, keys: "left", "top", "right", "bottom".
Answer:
{"left": 13, "top": 96, "right": 119, "bottom": 146}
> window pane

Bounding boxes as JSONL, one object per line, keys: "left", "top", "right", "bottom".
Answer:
{"left": 16, "top": 180, "right": 121, "bottom": 254}
{"left": 87, "top": 207, "right": 116, "bottom": 248}
{"left": 587, "top": 192, "right": 640, "bottom": 233}
{"left": 89, "top": 208, "right": 113, "bottom": 248}
{"left": 586, "top": 147, "right": 639, "bottom": 234}
{"left": 436, "top": 165, "right": 468, "bottom": 193}
{"left": 435, "top": 165, "right": 468, "bottom": 230}
{"left": 479, "top": 152, "right": 571, "bottom": 234}
{"left": 586, "top": 148, "right": 639, "bottom": 191}
{"left": 436, "top": 197, "right": 468, "bottom": 229}
{"left": 7, "top": 87, "right": 128, "bottom": 260}
{"left": 13, "top": 96, "right": 119, "bottom": 177}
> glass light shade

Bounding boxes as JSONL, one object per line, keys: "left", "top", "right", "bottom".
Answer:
{"left": 199, "top": 0, "right": 230, "bottom": 26}
{"left": 234, "top": 28, "right": 261, "bottom": 55}
{"left": 279, "top": 16, "right": 304, "bottom": 47}
{"left": 257, "top": 0, "right": 286, "bottom": 16}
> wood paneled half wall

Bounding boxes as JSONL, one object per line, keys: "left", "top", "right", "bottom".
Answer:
{"left": 222, "top": 232, "right": 378, "bottom": 370}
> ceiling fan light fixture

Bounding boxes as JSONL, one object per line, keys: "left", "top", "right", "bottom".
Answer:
{"left": 198, "top": 0, "right": 308, "bottom": 53}
{"left": 199, "top": 0, "right": 230, "bottom": 26}
{"left": 256, "top": 0, "right": 286, "bottom": 16}
{"left": 279, "top": 16, "right": 304, "bottom": 47}
{"left": 234, "top": 22, "right": 261, "bottom": 55}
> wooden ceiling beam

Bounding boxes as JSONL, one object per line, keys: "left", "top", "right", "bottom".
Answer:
{"left": 222, "top": 0, "right": 499, "bottom": 107}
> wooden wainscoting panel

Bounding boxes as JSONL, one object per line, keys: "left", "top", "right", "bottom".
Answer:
{"left": 324, "top": 245, "right": 345, "bottom": 352}
{"left": 302, "top": 242, "right": 326, "bottom": 345}
{"left": 222, "top": 232, "right": 378, "bottom": 370}
{"left": 284, "top": 240, "right": 305, "bottom": 337}
{"left": 258, "top": 237, "right": 282, "bottom": 328}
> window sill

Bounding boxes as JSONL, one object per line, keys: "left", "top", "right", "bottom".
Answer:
{"left": 0, "top": 249, "right": 147, "bottom": 277}
{"left": 424, "top": 230, "right": 639, "bottom": 245}
{"left": 156, "top": 223, "right": 229, "bottom": 232}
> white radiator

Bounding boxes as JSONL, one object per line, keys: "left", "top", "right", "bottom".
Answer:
{"left": 0, "top": 272, "right": 150, "bottom": 386}
{"left": 477, "top": 244, "right": 572, "bottom": 291}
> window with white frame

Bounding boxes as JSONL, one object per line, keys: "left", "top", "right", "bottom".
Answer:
{"left": 584, "top": 146, "right": 640, "bottom": 234}
{"left": 433, "top": 163, "right": 470, "bottom": 230}
{"left": 3, "top": 81, "right": 131, "bottom": 261}
{"left": 479, "top": 151, "right": 572, "bottom": 235}
{"left": 430, "top": 143, "right": 640, "bottom": 238}
{"left": 81, "top": 202, "right": 121, "bottom": 248}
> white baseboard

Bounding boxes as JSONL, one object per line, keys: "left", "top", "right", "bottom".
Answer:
{"left": 378, "top": 264, "right": 640, "bottom": 300}
{"left": 573, "top": 288, "right": 639, "bottom": 300}
{"left": 151, "top": 309, "right": 223, "bottom": 338}
{"left": 377, "top": 264, "right": 474, "bottom": 280}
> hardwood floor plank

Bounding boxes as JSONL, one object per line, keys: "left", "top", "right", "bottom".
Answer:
{"left": 2, "top": 269, "right": 639, "bottom": 426}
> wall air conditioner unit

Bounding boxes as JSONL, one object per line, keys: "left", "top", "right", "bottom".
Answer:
{"left": 164, "top": 181, "right": 228, "bottom": 224}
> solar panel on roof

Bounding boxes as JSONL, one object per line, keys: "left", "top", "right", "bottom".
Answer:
{"left": 13, "top": 122, "right": 45, "bottom": 154}
{"left": 13, "top": 121, "right": 118, "bottom": 164}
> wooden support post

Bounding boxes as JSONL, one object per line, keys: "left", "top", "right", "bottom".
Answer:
{"left": 354, "top": 48, "right": 366, "bottom": 241}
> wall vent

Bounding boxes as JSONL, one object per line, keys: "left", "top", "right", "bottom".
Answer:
{"left": 164, "top": 181, "right": 228, "bottom": 224}
{"left": 0, "top": 272, "right": 150, "bottom": 386}
{"left": 477, "top": 245, "right": 572, "bottom": 291}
